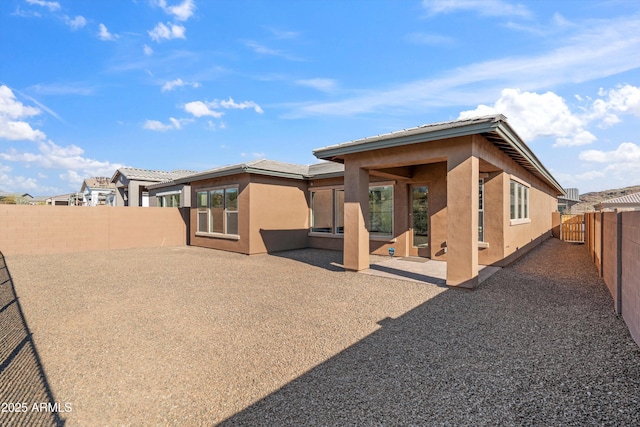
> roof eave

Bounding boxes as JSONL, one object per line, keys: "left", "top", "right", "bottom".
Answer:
{"left": 173, "top": 166, "right": 307, "bottom": 184}
{"left": 492, "top": 124, "right": 565, "bottom": 196}
{"left": 313, "top": 120, "right": 500, "bottom": 160}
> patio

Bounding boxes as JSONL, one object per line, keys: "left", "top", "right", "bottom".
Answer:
{"left": 2, "top": 239, "right": 639, "bottom": 426}
{"left": 363, "top": 256, "right": 501, "bottom": 286}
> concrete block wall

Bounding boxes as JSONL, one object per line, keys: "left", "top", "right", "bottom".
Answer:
{"left": 602, "top": 212, "right": 620, "bottom": 314}
{"left": 621, "top": 212, "right": 640, "bottom": 346}
{"left": 0, "top": 206, "right": 187, "bottom": 256}
{"left": 585, "top": 211, "right": 640, "bottom": 347}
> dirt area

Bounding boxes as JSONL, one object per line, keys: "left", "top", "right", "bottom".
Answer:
{"left": 2, "top": 239, "right": 639, "bottom": 426}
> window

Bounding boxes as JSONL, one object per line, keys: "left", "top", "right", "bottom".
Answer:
{"left": 478, "top": 179, "right": 484, "bottom": 242}
{"left": 309, "top": 185, "right": 393, "bottom": 236}
{"left": 158, "top": 193, "right": 180, "bottom": 208}
{"left": 369, "top": 185, "right": 393, "bottom": 236}
{"left": 510, "top": 180, "right": 530, "bottom": 221}
{"left": 311, "top": 189, "right": 334, "bottom": 233}
{"left": 197, "top": 186, "right": 238, "bottom": 235}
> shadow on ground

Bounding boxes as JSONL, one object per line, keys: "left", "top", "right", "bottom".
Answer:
{"left": 221, "top": 239, "right": 640, "bottom": 426}
{"left": 269, "top": 248, "right": 346, "bottom": 272}
{"left": 0, "top": 251, "right": 65, "bottom": 427}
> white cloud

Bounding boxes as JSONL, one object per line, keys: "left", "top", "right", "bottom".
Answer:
{"left": 586, "top": 84, "right": 640, "bottom": 127}
{"left": 458, "top": 88, "right": 595, "bottom": 146}
{"left": 579, "top": 142, "right": 640, "bottom": 163}
{"left": 219, "top": 98, "right": 263, "bottom": 114}
{"left": 25, "top": 0, "right": 60, "bottom": 12}
{"left": 574, "top": 142, "right": 640, "bottom": 186}
{"left": 65, "top": 15, "right": 87, "bottom": 30}
{"left": 184, "top": 101, "right": 223, "bottom": 118}
{"left": 184, "top": 98, "right": 263, "bottom": 119}
{"left": 295, "top": 78, "right": 337, "bottom": 93}
{"left": 291, "top": 15, "right": 640, "bottom": 118}
{"left": 143, "top": 44, "right": 154, "bottom": 56}
{"left": 143, "top": 117, "right": 192, "bottom": 131}
{"left": 148, "top": 22, "right": 186, "bottom": 42}
{"left": 422, "top": 0, "right": 531, "bottom": 18}
{"left": 98, "top": 23, "right": 118, "bottom": 41}
{"left": 155, "top": 0, "right": 196, "bottom": 21}
{"left": 161, "top": 78, "right": 200, "bottom": 92}
{"left": 0, "top": 85, "right": 46, "bottom": 141}
{"left": 0, "top": 140, "right": 122, "bottom": 179}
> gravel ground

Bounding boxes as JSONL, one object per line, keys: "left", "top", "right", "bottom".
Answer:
{"left": 3, "top": 238, "right": 640, "bottom": 426}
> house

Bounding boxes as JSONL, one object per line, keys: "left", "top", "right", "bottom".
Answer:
{"left": 595, "top": 192, "right": 640, "bottom": 211}
{"left": 80, "top": 177, "right": 116, "bottom": 206}
{"left": 110, "top": 168, "right": 196, "bottom": 207}
{"left": 147, "top": 180, "right": 192, "bottom": 208}
{"left": 0, "top": 191, "right": 34, "bottom": 205}
{"left": 45, "top": 193, "right": 73, "bottom": 206}
{"left": 558, "top": 188, "right": 580, "bottom": 213}
{"left": 150, "top": 115, "right": 563, "bottom": 288}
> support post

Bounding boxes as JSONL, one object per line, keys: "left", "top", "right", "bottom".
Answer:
{"left": 343, "top": 163, "right": 369, "bottom": 271}
{"left": 446, "top": 155, "right": 479, "bottom": 288}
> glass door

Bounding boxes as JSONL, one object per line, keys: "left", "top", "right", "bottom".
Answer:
{"left": 410, "top": 185, "right": 429, "bottom": 256}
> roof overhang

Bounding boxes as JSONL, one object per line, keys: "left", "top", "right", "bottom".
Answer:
{"left": 313, "top": 115, "right": 565, "bottom": 196}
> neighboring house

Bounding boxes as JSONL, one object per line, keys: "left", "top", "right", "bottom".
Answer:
{"left": 81, "top": 177, "right": 116, "bottom": 206}
{"left": 558, "top": 187, "right": 580, "bottom": 214}
{"left": 154, "top": 115, "right": 563, "bottom": 289}
{"left": 595, "top": 192, "right": 640, "bottom": 211}
{"left": 110, "top": 168, "right": 196, "bottom": 207}
{"left": 147, "top": 180, "right": 191, "bottom": 208}
{"left": 0, "top": 191, "right": 34, "bottom": 204}
{"left": 45, "top": 194, "right": 73, "bottom": 206}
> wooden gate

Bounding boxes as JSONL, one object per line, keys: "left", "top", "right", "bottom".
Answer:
{"left": 561, "top": 214, "right": 585, "bottom": 242}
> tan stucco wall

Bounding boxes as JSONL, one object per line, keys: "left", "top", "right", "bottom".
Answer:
{"left": 0, "top": 205, "right": 187, "bottom": 256}
{"left": 247, "top": 176, "right": 309, "bottom": 254}
{"left": 189, "top": 174, "right": 310, "bottom": 255}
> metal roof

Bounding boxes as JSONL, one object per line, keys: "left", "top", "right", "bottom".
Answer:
{"left": 313, "top": 114, "right": 565, "bottom": 196}
{"left": 168, "top": 159, "right": 346, "bottom": 186}
{"left": 111, "top": 168, "right": 197, "bottom": 183}
{"left": 599, "top": 192, "right": 640, "bottom": 206}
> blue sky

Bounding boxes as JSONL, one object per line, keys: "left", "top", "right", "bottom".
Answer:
{"left": 1, "top": 0, "right": 640, "bottom": 196}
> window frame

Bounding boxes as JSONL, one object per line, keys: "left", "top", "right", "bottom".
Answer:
{"left": 478, "top": 179, "right": 484, "bottom": 242}
{"left": 308, "top": 183, "right": 394, "bottom": 239}
{"left": 509, "top": 178, "right": 531, "bottom": 225}
{"left": 157, "top": 192, "right": 180, "bottom": 208}
{"left": 195, "top": 185, "right": 240, "bottom": 238}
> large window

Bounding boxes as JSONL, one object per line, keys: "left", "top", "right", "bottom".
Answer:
{"left": 369, "top": 185, "right": 393, "bottom": 236}
{"left": 197, "top": 186, "right": 238, "bottom": 235}
{"left": 158, "top": 193, "right": 180, "bottom": 208}
{"left": 309, "top": 185, "right": 393, "bottom": 236}
{"left": 310, "top": 189, "right": 345, "bottom": 234}
{"left": 510, "top": 180, "right": 529, "bottom": 221}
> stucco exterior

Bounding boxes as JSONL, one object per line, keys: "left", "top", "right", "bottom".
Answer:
{"left": 151, "top": 115, "right": 563, "bottom": 289}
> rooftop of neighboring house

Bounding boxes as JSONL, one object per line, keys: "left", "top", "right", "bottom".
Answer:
{"left": 111, "top": 168, "right": 198, "bottom": 184}
{"left": 81, "top": 177, "right": 117, "bottom": 192}
{"left": 596, "top": 192, "right": 640, "bottom": 210}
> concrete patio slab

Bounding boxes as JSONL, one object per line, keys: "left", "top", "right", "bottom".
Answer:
{"left": 362, "top": 257, "right": 501, "bottom": 287}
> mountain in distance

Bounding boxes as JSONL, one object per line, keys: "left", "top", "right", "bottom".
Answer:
{"left": 572, "top": 185, "right": 640, "bottom": 212}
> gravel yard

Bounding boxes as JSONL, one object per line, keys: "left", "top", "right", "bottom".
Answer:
{"left": 3, "top": 238, "right": 640, "bottom": 426}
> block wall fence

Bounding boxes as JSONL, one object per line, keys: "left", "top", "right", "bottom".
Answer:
{"left": 585, "top": 211, "right": 640, "bottom": 347}
{"left": 0, "top": 205, "right": 189, "bottom": 256}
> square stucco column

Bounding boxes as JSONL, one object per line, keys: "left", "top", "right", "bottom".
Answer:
{"left": 446, "top": 155, "right": 479, "bottom": 288}
{"left": 343, "top": 164, "right": 369, "bottom": 271}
